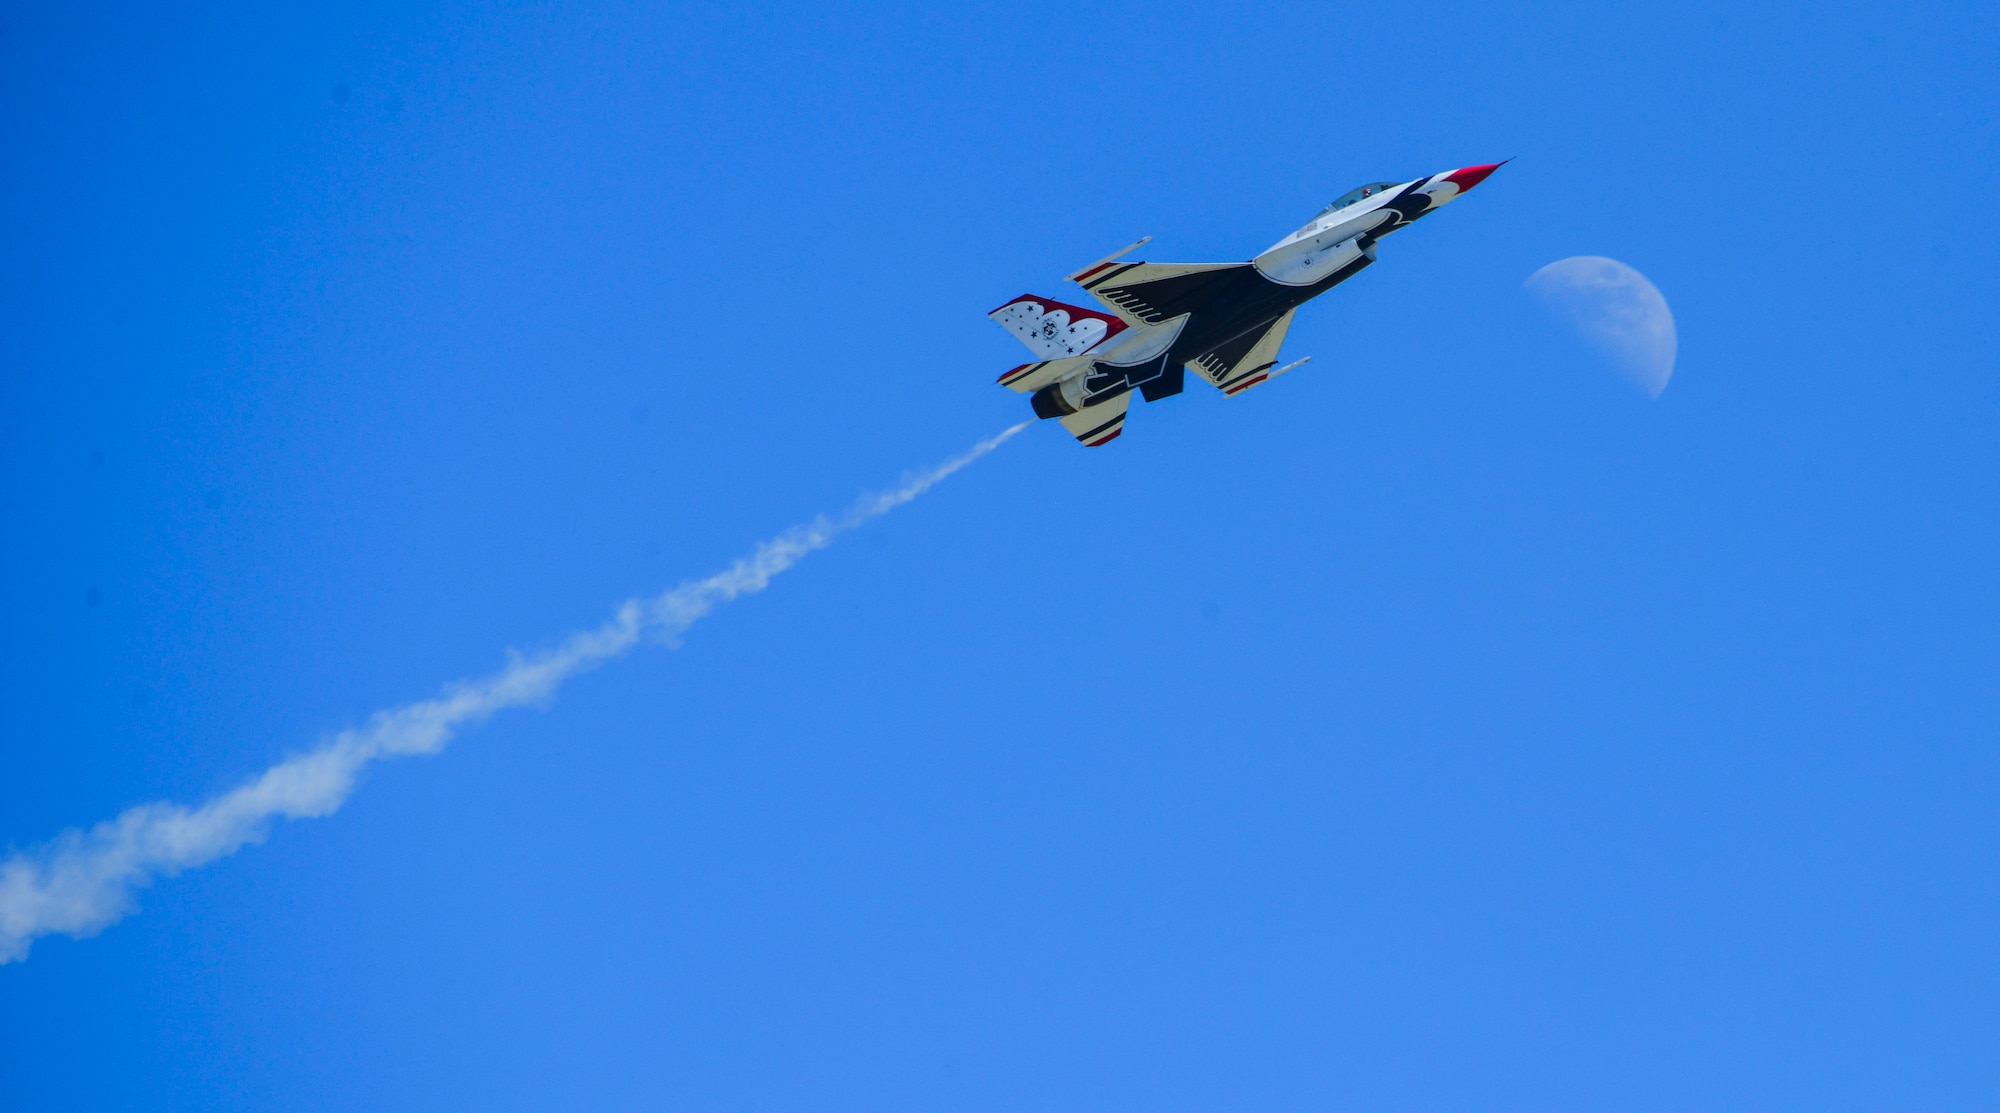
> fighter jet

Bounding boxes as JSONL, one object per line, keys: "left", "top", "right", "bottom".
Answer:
{"left": 990, "top": 163, "right": 1503, "bottom": 446}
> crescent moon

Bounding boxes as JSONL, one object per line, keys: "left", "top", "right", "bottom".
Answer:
{"left": 1525, "top": 256, "right": 1677, "bottom": 398}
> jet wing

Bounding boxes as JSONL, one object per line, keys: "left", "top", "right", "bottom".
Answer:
{"left": 1190, "top": 310, "right": 1297, "bottom": 396}
{"left": 1075, "top": 262, "right": 1258, "bottom": 326}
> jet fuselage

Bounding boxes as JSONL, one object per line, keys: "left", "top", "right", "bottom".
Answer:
{"left": 991, "top": 162, "right": 1502, "bottom": 444}
{"left": 1067, "top": 164, "right": 1501, "bottom": 408}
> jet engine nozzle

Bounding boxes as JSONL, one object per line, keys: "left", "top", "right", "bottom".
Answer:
{"left": 1031, "top": 376, "right": 1089, "bottom": 419}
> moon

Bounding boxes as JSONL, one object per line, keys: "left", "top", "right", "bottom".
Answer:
{"left": 1525, "top": 256, "right": 1677, "bottom": 398}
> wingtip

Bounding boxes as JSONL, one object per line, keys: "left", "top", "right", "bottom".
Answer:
{"left": 1067, "top": 237, "right": 1152, "bottom": 284}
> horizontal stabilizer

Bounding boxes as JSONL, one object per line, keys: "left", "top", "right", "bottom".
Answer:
{"left": 1059, "top": 391, "right": 1131, "bottom": 447}
{"left": 996, "top": 353, "right": 1096, "bottom": 395}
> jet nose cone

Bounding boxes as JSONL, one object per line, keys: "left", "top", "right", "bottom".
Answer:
{"left": 1443, "top": 162, "right": 1504, "bottom": 192}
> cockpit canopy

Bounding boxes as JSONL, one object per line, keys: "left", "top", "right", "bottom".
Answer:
{"left": 1315, "top": 181, "right": 1404, "bottom": 219}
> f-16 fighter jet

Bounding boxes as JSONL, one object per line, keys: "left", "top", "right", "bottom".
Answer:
{"left": 990, "top": 163, "right": 1503, "bottom": 446}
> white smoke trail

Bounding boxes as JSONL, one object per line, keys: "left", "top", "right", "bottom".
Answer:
{"left": 0, "top": 422, "right": 1031, "bottom": 964}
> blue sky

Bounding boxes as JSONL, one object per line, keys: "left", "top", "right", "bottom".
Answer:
{"left": 3, "top": 1, "right": 1997, "bottom": 1109}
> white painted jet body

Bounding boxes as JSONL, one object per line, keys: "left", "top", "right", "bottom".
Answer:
{"left": 991, "top": 163, "right": 1503, "bottom": 446}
